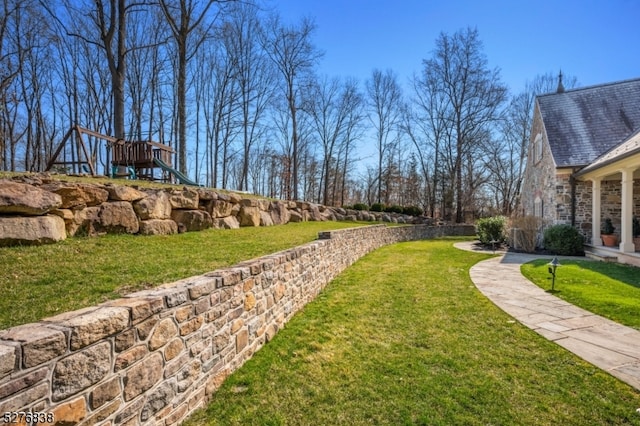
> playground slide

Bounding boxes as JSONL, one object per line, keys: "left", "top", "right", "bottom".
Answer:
{"left": 153, "top": 158, "right": 201, "bottom": 186}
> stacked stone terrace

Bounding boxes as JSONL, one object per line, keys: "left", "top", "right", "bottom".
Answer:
{"left": 0, "top": 174, "right": 432, "bottom": 247}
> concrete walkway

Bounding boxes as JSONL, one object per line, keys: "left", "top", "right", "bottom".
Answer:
{"left": 455, "top": 241, "right": 640, "bottom": 391}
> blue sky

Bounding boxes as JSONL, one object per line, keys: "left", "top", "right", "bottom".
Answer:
{"left": 272, "top": 0, "right": 640, "bottom": 95}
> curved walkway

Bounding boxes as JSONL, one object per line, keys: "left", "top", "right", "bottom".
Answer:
{"left": 455, "top": 241, "right": 640, "bottom": 391}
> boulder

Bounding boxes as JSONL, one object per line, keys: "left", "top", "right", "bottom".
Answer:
{"left": 240, "top": 198, "right": 258, "bottom": 207}
{"left": 257, "top": 199, "right": 271, "bottom": 211}
{"left": 196, "top": 188, "right": 218, "bottom": 201}
{"left": 9, "top": 173, "right": 49, "bottom": 186}
{"left": 44, "top": 183, "right": 109, "bottom": 209}
{"left": 333, "top": 212, "right": 346, "bottom": 221}
{"left": 96, "top": 201, "right": 139, "bottom": 234}
{"left": 208, "top": 199, "right": 235, "bottom": 218}
{"left": 228, "top": 192, "right": 242, "bottom": 203}
{"left": 0, "top": 215, "right": 66, "bottom": 246}
{"left": 0, "top": 180, "right": 62, "bottom": 215}
{"left": 296, "top": 201, "right": 310, "bottom": 211}
{"left": 213, "top": 216, "right": 239, "bottom": 229}
{"left": 289, "top": 210, "right": 303, "bottom": 223}
{"left": 238, "top": 205, "right": 260, "bottom": 227}
{"left": 321, "top": 209, "right": 336, "bottom": 221}
{"left": 68, "top": 206, "right": 100, "bottom": 237}
{"left": 105, "top": 185, "right": 147, "bottom": 202}
{"left": 171, "top": 210, "right": 213, "bottom": 232}
{"left": 139, "top": 219, "right": 178, "bottom": 236}
{"left": 133, "top": 191, "right": 172, "bottom": 220}
{"left": 50, "top": 208, "right": 74, "bottom": 221}
{"left": 269, "top": 201, "right": 291, "bottom": 225}
{"left": 169, "top": 188, "right": 199, "bottom": 209}
{"left": 308, "top": 203, "right": 324, "bottom": 221}
{"left": 259, "top": 211, "right": 274, "bottom": 227}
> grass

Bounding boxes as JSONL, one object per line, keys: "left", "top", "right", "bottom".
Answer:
{"left": 184, "top": 239, "right": 640, "bottom": 426}
{"left": 0, "top": 221, "right": 369, "bottom": 329}
{"left": 521, "top": 259, "right": 640, "bottom": 330}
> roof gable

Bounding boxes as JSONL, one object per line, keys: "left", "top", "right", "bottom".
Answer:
{"left": 537, "top": 78, "right": 640, "bottom": 167}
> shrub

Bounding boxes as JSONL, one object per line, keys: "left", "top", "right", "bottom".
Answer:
{"left": 543, "top": 224, "right": 584, "bottom": 256}
{"left": 384, "top": 205, "right": 404, "bottom": 214}
{"left": 403, "top": 206, "right": 423, "bottom": 217}
{"left": 508, "top": 216, "right": 542, "bottom": 253}
{"left": 370, "top": 203, "right": 384, "bottom": 212}
{"left": 352, "top": 203, "right": 368, "bottom": 211}
{"left": 476, "top": 216, "right": 507, "bottom": 245}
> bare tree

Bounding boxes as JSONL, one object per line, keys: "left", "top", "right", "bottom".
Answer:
{"left": 304, "top": 76, "right": 363, "bottom": 205}
{"left": 222, "top": 2, "right": 274, "bottom": 191}
{"left": 51, "top": 0, "right": 141, "bottom": 139}
{"left": 366, "top": 68, "right": 403, "bottom": 205}
{"left": 158, "top": 0, "right": 227, "bottom": 174}
{"left": 198, "top": 38, "right": 239, "bottom": 188}
{"left": 126, "top": 7, "right": 168, "bottom": 141}
{"left": 1, "top": 0, "right": 24, "bottom": 170}
{"left": 262, "top": 15, "right": 322, "bottom": 200}
{"left": 407, "top": 66, "right": 454, "bottom": 218}
{"left": 335, "top": 78, "right": 364, "bottom": 206}
{"left": 423, "top": 27, "right": 507, "bottom": 222}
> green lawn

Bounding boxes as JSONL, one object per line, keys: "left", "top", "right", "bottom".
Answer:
{"left": 0, "top": 221, "right": 368, "bottom": 329}
{"left": 521, "top": 259, "right": 640, "bottom": 330}
{"left": 184, "top": 240, "right": 640, "bottom": 426}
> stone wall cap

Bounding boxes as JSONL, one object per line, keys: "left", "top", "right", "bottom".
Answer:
{"left": 55, "top": 307, "right": 130, "bottom": 350}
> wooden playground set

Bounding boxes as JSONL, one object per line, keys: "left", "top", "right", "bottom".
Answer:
{"left": 45, "top": 125, "right": 198, "bottom": 186}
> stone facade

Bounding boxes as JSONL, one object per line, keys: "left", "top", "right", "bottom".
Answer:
{"left": 520, "top": 104, "right": 640, "bottom": 245}
{"left": 0, "top": 224, "right": 474, "bottom": 426}
{"left": 519, "top": 107, "right": 558, "bottom": 227}
{"left": 0, "top": 175, "right": 434, "bottom": 247}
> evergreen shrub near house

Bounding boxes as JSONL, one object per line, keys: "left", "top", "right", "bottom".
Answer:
{"left": 476, "top": 216, "right": 507, "bottom": 245}
{"left": 543, "top": 224, "right": 584, "bottom": 256}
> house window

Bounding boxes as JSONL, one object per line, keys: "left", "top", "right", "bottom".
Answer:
{"left": 534, "top": 196, "right": 543, "bottom": 218}
{"left": 534, "top": 133, "right": 543, "bottom": 163}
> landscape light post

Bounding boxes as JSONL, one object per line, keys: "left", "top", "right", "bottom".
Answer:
{"left": 548, "top": 256, "right": 561, "bottom": 291}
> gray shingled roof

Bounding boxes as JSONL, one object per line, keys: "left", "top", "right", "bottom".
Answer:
{"left": 537, "top": 78, "right": 640, "bottom": 167}
{"left": 575, "top": 129, "right": 640, "bottom": 176}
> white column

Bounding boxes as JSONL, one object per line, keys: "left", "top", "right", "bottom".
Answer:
{"left": 592, "top": 178, "right": 602, "bottom": 246}
{"left": 620, "top": 167, "right": 636, "bottom": 253}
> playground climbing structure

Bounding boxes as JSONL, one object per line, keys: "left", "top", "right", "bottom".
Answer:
{"left": 46, "top": 125, "right": 178, "bottom": 183}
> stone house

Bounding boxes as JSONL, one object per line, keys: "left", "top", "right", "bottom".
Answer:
{"left": 520, "top": 76, "right": 640, "bottom": 265}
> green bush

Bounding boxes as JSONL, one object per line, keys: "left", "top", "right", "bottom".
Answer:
{"left": 476, "top": 216, "right": 507, "bottom": 245}
{"left": 352, "top": 203, "right": 367, "bottom": 211}
{"left": 543, "top": 224, "right": 584, "bottom": 256}
{"left": 403, "top": 206, "right": 423, "bottom": 217}
{"left": 370, "top": 203, "right": 384, "bottom": 212}
{"left": 384, "top": 205, "right": 404, "bottom": 214}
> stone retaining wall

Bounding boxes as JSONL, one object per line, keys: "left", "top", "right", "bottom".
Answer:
{"left": 0, "top": 175, "right": 432, "bottom": 247}
{"left": 0, "top": 224, "right": 474, "bottom": 426}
